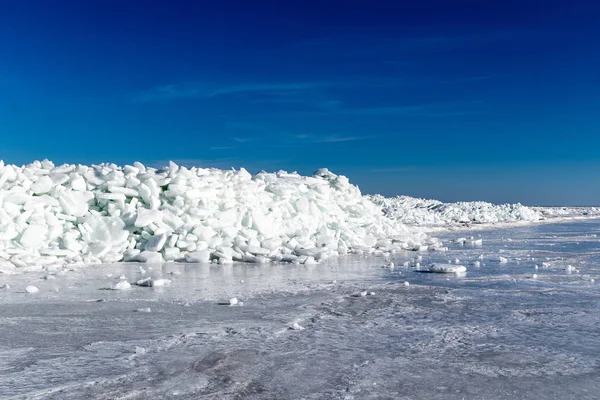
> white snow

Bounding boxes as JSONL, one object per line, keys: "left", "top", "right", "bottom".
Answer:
{"left": 428, "top": 263, "right": 467, "bottom": 274}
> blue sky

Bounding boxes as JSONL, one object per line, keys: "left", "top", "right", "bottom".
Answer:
{"left": 1, "top": 0, "right": 599, "bottom": 205}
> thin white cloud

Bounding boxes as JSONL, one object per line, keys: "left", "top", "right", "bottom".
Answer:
{"left": 368, "top": 166, "right": 416, "bottom": 172}
{"left": 231, "top": 137, "right": 254, "bottom": 143}
{"left": 317, "top": 135, "right": 371, "bottom": 143}
{"left": 134, "top": 82, "right": 325, "bottom": 103}
{"left": 133, "top": 84, "right": 205, "bottom": 102}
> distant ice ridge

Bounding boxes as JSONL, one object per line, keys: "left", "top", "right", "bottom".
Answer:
{"left": 369, "top": 195, "right": 542, "bottom": 226}
{"left": 533, "top": 206, "right": 600, "bottom": 219}
{"left": 369, "top": 195, "right": 600, "bottom": 227}
{"left": 0, "top": 160, "right": 439, "bottom": 272}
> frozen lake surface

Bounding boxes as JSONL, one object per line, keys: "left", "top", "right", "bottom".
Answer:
{"left": 1, "top": 220, "right": 600, "bottom": 399}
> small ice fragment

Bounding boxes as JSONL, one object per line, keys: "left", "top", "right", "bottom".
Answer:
{"left": 369, "top": 291, "right": 375, "bottom": 296}
{"left": 291, "top": 322, "right": 305, "bottom": 330}
{"left": 151, "top": 279, "right": 170, "bottom": 287}
{"left": 473, "top": 261, "right": 481, "bottom": 268}
{"left": 403, "top": 281, "right": 410, "bottom": 287}
{"left": 135, "top": 277, "right": 153, "bottom": 287}
{"left": 454, "top": 258, "right": 460, "bottom": 264}
{"left": 135, "top": 308, "right": 152, "bottom": 313}
{"left": 403, "top": 261, "right": 410, "bottom": 268}
{"left": 535, "top": 265, "right": 539, "bottom": 270}
{"left": 1, "top": 284, "right": 10, "bottom": 289}
{"left": 360, "top": 291, "right": 368, "bottom": 297}
{"left": 428, "top": 263, "right": 467, "bottom": 273}
{"left": 229, "top": 297, "right": 239, "bottom": 306}
{"left": 565, "top": 265, "right": 579, "bottom": 274}
{"left": 135, "top": 346, "right": 147, "bottom": 355}
{"left": 25, "top": 285, "right": 39, "bottom": 293}
{"left": 499, "top": 256, "right": 508, "bottom": 264}
{"left": 532, "top": 274, "right": 538, "bottom": 279}
{"left": 240, "top": 280, "right": 244, "bottom": 283}
{"left": 111, "top": 280, "right": 131, "bottom": 290}
{"left": 591, "top": 279, "right": 595, "bottom": 283}
{"left": 135, "top": 278, "right": 170, "bottom": 287}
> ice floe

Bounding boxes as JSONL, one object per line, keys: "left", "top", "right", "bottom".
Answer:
{"left": 428, "top": 263, "right": 467, "bottom": 274}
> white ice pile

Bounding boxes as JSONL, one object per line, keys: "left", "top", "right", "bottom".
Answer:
{"left": 370, "top": 195, "right": 544, "bottom": 226}
{"left": 0, "top": 160, "right": 439, "bottom": 271}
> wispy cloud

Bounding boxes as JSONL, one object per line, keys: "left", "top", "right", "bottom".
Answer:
{"left": 283, "top": 133, "right": 397, "bottom": 144}
{"left": 133, "top": 78, "right": 412, "bottom": 104}
{"left": 133, "top": 81, "right": 326, "bottom": 103}
{"left": 231, "top": 136, "right": 255, "bottom": 143}
{"left": 317, "top": 135, "right": 372, "bottom": 143}
{"left": 368, "top": 166, "right": 416, "bottom": 173}
{"left": 133, "top": 84, "right": 205, "bottom": 103}
{"left": 209, "top": 83, "right": 322, "bottom": 97}
{"left": 315, "top": 102, "right": 489, "bottom": 118}
{"left": 297, "top": 32, "right": 504, "bottom": 57}
{"left": 209, "top": 146, "right": 237, "bottom": 150}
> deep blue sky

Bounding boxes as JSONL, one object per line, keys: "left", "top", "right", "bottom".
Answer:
{"left": 1, "top": 0, "right": 599, "bottom": 205}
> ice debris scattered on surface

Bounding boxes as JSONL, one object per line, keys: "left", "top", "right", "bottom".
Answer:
{"left": 0, "top": 160, "right": 442, "bottom": 271}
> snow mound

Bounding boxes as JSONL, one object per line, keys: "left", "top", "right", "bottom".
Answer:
{"left": 370, "top": 195, "right": 543, "bottom": 226}
{"left": 0, "top": 160, "right": 438, "bottom": 270}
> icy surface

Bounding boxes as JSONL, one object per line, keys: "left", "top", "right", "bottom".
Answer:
{"left": 1, "top": 220, "right": 600, "bottom": 398}
{"left": 0, "top": 161, "right": 438, "bottom": 270}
